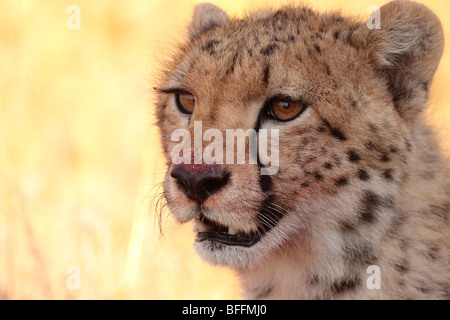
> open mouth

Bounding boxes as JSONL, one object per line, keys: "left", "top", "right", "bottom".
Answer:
{"left": 193, "top": 196, "right": 285, "bottom": 247}
{"left": 194, "top": 214, "right": 261, "bottom": 247}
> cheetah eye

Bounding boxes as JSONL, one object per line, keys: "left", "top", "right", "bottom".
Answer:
{"left": 265, "top": 97, "right": 307, "bottom": 121}
{"left": 175, "top": 91, "right": 196, "bottom": 114}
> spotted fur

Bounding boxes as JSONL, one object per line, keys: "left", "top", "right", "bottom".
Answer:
{"left": 155, "top": 1, "right": 449, "bottom": 299}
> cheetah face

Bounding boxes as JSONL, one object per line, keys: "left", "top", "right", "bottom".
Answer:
{"left": 155, "top": 3, "right": 442, "bottom": 268}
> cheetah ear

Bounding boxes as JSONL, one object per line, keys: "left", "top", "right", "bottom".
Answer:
{"left": 357, "top": 0, "right": 444, "bottom": 121}
{"left": 188, "top": 3, "right": 228, "bottom": 38}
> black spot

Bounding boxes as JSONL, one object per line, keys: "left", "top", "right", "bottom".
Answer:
{"left": 357, "top": 169, "right": 370, "bottom": 181}
{"left": 318, "top": 126, "right": 326, "bottom": 132}
{"left": 416, "top": 286, "right": 430, "bottom": 294}
{"left": 347, "top": 150, "right": 361, "bottom": 162}
{"left": 323, "top": 119, "right": 347, "bottom": 141}
{"left": 345, "top": 26, "right": 359, "bottom": 48}
{"left": 313, "top": 172, "right": 323, "bottom": 181}
{"left": 259, "top": 174, "right": 272, "bottom": 192}
{"left": 324, "top": 64, "right": 331, "bottom": 76}
{"left": 365, "top": 141, "right": 376, "bottom": 151}
{"left": 422, "top": 81, "right": 430, "bottom": 99}
{"left": 429, "top": 203, "right": 449, "bottom": 221}
{"left": 405, "top": 140, "right": 412, "bottom": 152}
{"left": 226, "top": 53, "right": 238, "bottom": 75}
{"left": 331, "top": 275, "right": 361, "bottom": 294}
{"left": 314, "top": 44, "right": 321, "bottom": 53}
{"left": 333, "top": 30, "right": 340, "bottom": 40}
{"left": 427, "top": 246, "right": 440, "bottom": 261}
{"left": 263, "top": 64, "right": 270, "bottom": 85}
{"left": 344, "top": 239, "right": 376, "bottom": 265}
{"left": 390, "top": 147, "right": 397, "bottom": 153}
{"left": 380, "top": 153, "right": 390, "bottom": 162}
{"left": 394, "top": 261, "right": 409, "bottom": 274}
{"left": 201, "top": 39, "right": 220, "bottom": 54}
{"left": 358, "top": 191, "right": 380, "bottom": 223}
{"left": 247, "top": 48, "right": 253, "bottom": 57}
{"left": 330, "top": 128, "right": 347, "bottom": 141}
{"left": 301, "top": 182, "right": 310, "bottom": 188}
{"left": 335, "top": 176, "right": 348, "bottom": 186}
{"left": 340, "top": 220, "right": 356, "bottom": 233}
{"left": 324, "top": 162, "right": 333, "bottom": 169}
{"left": 310, "top": 274, "right": 320, "bottom": 285}
{"left": 382, "top": 169, "right": 394, "bottom": 181}
{"left": 260, "top": 43, "right": 279, "bottom": 56}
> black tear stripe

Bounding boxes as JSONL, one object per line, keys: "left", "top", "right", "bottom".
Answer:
{"left": 257, "top": 156, "right": 273, "bottom": 192}
{"left": 260, "top": 174, "right": 273, "bottom": 192}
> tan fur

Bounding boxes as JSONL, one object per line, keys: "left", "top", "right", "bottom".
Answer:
{"left": 154, "top": 0, "right": 449, "bottom": 299}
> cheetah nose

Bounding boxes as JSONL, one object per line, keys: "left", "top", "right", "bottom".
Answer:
{"left": 170, "top": 164, "right": 230, "bottom": 203}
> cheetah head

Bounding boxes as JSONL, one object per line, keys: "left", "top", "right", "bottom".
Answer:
{"left": 155, "top": 1, "right": 444, "bottom": 269}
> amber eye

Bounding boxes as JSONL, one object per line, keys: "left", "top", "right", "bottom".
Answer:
{"left": 175, "top": 92, "right": 196, "bottom": 114}
{"left": 267, "top": 98, "right": 307, "bottom": 121}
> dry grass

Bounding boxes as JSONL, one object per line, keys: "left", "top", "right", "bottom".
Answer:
{"left": 0, "top": 0, "right": 448, "bottom": 299}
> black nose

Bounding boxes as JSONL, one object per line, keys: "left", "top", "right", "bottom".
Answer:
{"left": 170, "top": 165, "right": 229, "bottom": 202}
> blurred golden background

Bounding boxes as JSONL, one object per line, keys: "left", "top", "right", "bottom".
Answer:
{"left": 0, "top": 0, "right": 448, "bottom": 299}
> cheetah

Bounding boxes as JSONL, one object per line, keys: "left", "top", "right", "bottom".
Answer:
{"left": 154, "top": 0, "right": 449, "bottom": 299}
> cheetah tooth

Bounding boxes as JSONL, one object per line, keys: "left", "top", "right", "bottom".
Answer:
{"left": 194, "top": 217, "right": 211, "bottom": 232}
{"left": 227, "top": 226, "right": 238, "bottom": 235}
